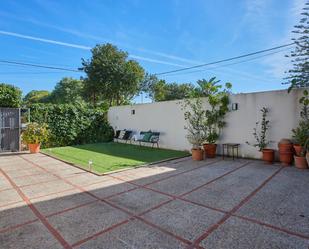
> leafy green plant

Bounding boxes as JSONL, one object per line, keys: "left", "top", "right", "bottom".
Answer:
{"left": 0, "top": 83, "right": 22, "bottom": 108}
{"left": 194, "top": 77, "right": 232, "bottom": 144}
{"left": 247, "top": 107, "right": 271, "bottom": 151}
{"left": 22, "top": 122, "right": 49, "bottom": 144}
{"left": 292, "top": 90, "right": 309, "bottom": 155}
{"left": 29, "top": 103, "right": 114, "bottom": 147}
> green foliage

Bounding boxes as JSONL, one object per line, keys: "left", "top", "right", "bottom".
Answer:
{"left": 23, "top": 90, "right": 50, "bottom": 105}
{"left": 0, "top": 83, "right": 22, "bottom": 108}
{"left": 195, "top": 77, "right": 232, "bottom": 144}
{"left": 182, "top": 77, "right": 232, "bottom": 146}
{"left": 82, "top": 43, "right": 145, "bottom": 106}
{"left": 29, "top": 103, "right": 114, "bottom": 147}
{"left": 22, "top": 122, "right": 49, "bottom": 144}
{"left": 50, "top": 77, "right": 84, "bottom": 104}
{"left": 141, "top": 74, "right": 195, "bottom": 102}
{"left": 247, "top": 107, "right": 271, "bottom": 151}
{"left": 285, "top": 1, "right": 309, "bottom": 90}
{"left": 292, "top": 90, "right": 309, "bottom": 155}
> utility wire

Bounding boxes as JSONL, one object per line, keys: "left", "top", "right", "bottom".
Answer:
{"left": 154, "top": 42, "right": 295, "bottom": 76}
{"left": 163, "top": 46, "right": 294, "bottom": 77}
{"left": 0, "top": 59, "right": 82, "bottom": 72}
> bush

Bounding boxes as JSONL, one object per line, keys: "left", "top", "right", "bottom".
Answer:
{"left": 29, "top": 103, "right": 114, "bottom": 147}
{"left": 22, "top": 123, "right": 49, "bottom": 144}
{"left": 0, "top": 83, "right": 22, "bottom": 108}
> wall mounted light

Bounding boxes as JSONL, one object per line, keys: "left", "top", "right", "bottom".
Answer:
{"left": 131, "top": 109, "right": 135, "bottom": 115}
{"left": 231, "top": 103, "right": 238, "bottom": 111}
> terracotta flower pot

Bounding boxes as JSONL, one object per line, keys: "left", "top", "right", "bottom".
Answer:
{"left": 191, "top": 148, "right": 204, "bottom": 161}
{"left": 306, "top": 152, "right": 309, "bottom": 166}
{"left": 279, "top": 152, "right": 293, "bottom": 166}
{"left": 262, "top": 149, "right": 275, "bottom": 164}
{"left": 293, "top": 144, "right": 303, "bottom": 156}
{"left": 278, "top": 143, "right": 293, "bottom": 153}
{"left": 203, "top": 143, "right": 217, "bottom": 158}
{"left": 28, "top": 144, "right": 40, "bottom": 153}
{"left": 294, "top": 156, "right": 308, "bottom": 169}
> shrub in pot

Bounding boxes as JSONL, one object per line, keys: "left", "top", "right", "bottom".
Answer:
{"left": 247, "top": 107, "right": 275, "bottom": 164}
{"left": 22, "top": 122, "right": 49, "bottom": 153}
{"left": 194, "top": 78, "right": 232, "bottom": 158}
{"left": 292, "top": 90, "right": 309, "bottom": 169}
{"left": 183, "top": 98, "right": 205, "bottom": 161}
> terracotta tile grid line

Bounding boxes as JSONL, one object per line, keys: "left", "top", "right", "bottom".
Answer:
{"left": 1, "top": 157, "right": 308, "bottom": 249}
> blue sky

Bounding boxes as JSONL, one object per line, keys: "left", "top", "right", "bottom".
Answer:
{"left": 0, "top": 0, "right": 306, "bottom": 102}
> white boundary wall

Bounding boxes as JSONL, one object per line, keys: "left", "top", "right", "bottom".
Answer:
{"left": 108, "top": 89, "right": 307, "bottom": 159}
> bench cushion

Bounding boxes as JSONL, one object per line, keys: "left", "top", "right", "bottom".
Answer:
{"left": 142, "top": 132, "right": 153, "bottom": 142}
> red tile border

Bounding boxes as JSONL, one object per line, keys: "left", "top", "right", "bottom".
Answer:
{"left": 0, "top": 168, "right": 72, "bottom": 249}
{"left": 191, "top": 166, "right": 285, "bottom": 247}
{"left": 0, "top": 218, "right": 38, "bottom": 233}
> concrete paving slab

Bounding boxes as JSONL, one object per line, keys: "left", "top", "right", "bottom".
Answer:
{"left": 5, "top": 167, "right": 44, "bottom": 178}
{"left": 47, "top": 201, "right": 129, "bottom": 245}
{"left": 63, "top": 173, "right": 105, "bottom": 186}
{"left": 200, "top": 216, "right": 309, "bottom": 249}
{"left": 184, "top": 163, "right": 279, "bottom": 211}
{"left": 75, "top": 219, "right": 187, "bottom": 249}
{"left": 32, "top": 189, "right": 96, "bottom": 216}
{"left": 83, "top": 178, "right": 136, "bottom": 199}
{"left": 236, "top": 167, "right": 309, "bottom": 236}
{"left": 142, "top": 199, "right": 224, "bottom": 241}
{"left": 0, "top": 189, "right": 23, "bottom": 206}
{"left": 108, "top": 188, "right": 171, "bottom": 214}
{"left": 0, "top": 175, "right": 11, "bottom": 191}
{"left": 0, "top": 221, "right": 63, "bottom": 249}
{"left": 13, "top": 173, "right": 58, "bottom": 187}
{"left": 0, "top": 202, "right": 37, "bottom": 231}
{"left": 147, "top": 160, "right": 247, "bottom": 196}
{"left": 21, "top": 179, "right": 74, "bottom": 199}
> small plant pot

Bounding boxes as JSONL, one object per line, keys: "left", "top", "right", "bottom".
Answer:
{"left": 279, "top": 152, "right": 293, "bottom": 166}
{"left": 28, "top": 144, "right": 40, "bottom": 153}
{"left": 306, "top": 152, "right": 309, "bottom": 166}
{"left": 294, "top": 156, "right": 308, "bottom": 169}
{"left": 293, "top": 144, "right": 303, "bottom": 156}
{"left": 191, "top": 148, "right": 204, "bottom": 161}
{"left": 262, "top": 149, "right": 275, "bottom": 164}
{"left": 203, "top": 143, "right": 217, "bottom": 158}
{"left": 278, "top": 142, "right": 293, "bottom": 153}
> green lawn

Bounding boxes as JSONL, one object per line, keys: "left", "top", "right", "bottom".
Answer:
{"left": 42, "top": 142, "right": 189, "bottom": 174}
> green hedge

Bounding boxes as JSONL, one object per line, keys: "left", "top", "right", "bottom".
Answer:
{"left": 29, "top": 104, "right": 114, "bottom": 147}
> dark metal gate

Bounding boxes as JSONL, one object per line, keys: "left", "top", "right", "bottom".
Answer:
{"left": 0, "top": 108, "right": 21, "bottom": 152}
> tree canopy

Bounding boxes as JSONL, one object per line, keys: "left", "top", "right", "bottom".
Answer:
{"left": 23, "top": 90, "right": 50, "bottom": 104}
{"left": 82, "top": 43, "right": 145, "bottom": 106}
{"left": 0, "top": 83, "right": 22, "bottom": 108}
{"left": 49, "top": 77, "right": 84, "bottom": 104}
{"left": 285, "top": 1, "right": 309, "bottom": 90}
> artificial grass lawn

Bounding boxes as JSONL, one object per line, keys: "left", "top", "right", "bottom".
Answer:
{"left": 42, "top": 142, "right": 189, "bottom": 174}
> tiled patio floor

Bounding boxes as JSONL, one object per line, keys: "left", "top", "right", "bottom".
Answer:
{"left": 0, "top": 153, "right": 308, "bottom": 249}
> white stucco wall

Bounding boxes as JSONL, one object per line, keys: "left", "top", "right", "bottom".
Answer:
{"left": 108, "top": 88, "right": 307, "bottom": 159}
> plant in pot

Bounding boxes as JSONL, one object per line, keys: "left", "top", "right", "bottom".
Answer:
{"left": 291, "top": 90, "right": 309, "bottom": 169}
{"left": 22, "top": 122, "right": 49, "bottom": 153}
{"left": 247, "top": 107, "right": 274, "bottom": 164}
{"left": 194, "top": 77, "right": 232, "bottom": 158}
{"left": 183, "top": 98, "right": 206, "bottom": 161}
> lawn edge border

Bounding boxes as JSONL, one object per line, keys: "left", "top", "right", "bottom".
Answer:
{"left": 39, "top": 151, "right": 191, "bottom": 176}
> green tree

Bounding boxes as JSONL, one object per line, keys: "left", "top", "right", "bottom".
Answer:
{"left": 82, "top": 43, "right": 145, "bottom": 106}
{"left": 50, "top": 77, "right": 84, "bottom": 104}
{"left": 0, "top": 83, "right": 22, "bottom": 108}
{"left": 285, "top": 1, "right": 309, "bottom": 90}
{"left": 23, "top": 90, "right": 50, "bottom": 104}
{"left": 141, "top": 74, "right": 195, "bottom": 102}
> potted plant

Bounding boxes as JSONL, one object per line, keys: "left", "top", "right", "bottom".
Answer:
{"left": 22, "top": 122, "right": 49, "bottom": 153}
{"left": 247, "top": 107, "right": 275, "bottom": 164}
{"left": 305, "top": 137, "right": 309, "bottom": 166}
{"left": 183, "top": 98, "right": 206, "bottom": 161}
{"left": 194, "top": 78, "right": 232, "bottom": 158}
{"left": 292, "top": 90, "right": 309, "bottom": 169}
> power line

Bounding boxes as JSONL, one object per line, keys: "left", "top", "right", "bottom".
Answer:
{"left": 154, "top": 42, "right": 295, "bottom": 76}
{"left": 0, "top": 59, "right": 82, "bottom": 72}
{"left": 163, "top": 46, "right": 294, "bottom": 77}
